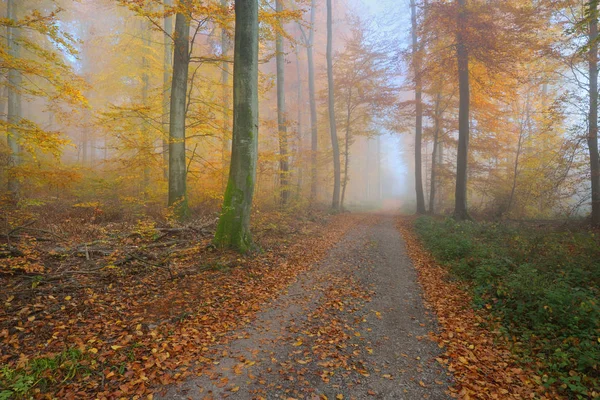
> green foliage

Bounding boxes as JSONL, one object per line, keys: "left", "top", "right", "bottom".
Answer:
{"left": 414, "top": 216, "right": 600, "bottom": 398}
{"left": 0, "top": 348, "right": 89, "bottom": 399}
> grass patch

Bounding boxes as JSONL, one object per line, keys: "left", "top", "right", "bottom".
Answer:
{"left": 414, "top": 216, "right": 600, "bottom": 398}
{"left": 0, "top": 348, "right": 91, "bottom": 399}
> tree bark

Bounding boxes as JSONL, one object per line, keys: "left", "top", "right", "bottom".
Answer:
{"left": 221, "top": 0, "right": 230, "bottom": 191}
{"left": 276, "top": 0, "right": 290, "bottom": 205}
{"left": 168, "top": 3, "right": 190, "bottom": 219}
{"left": 7, "top": 0, "right": 21, "bottom": 196}
{"left": 429, "top": 92, "right": 442, "bottom": 214}
{"left": 141, "top": 20, "right": 151, "bottom": 195}
{"left": 410, "top": 0, "right": 426, "bottom": 214}
{"left": 589, "top": 1, "right": 600, "bottom": 227}
{"left": 326, "top": 0, "right": 341, "bottom": 210}
{"left": 308, "top": 0, "right": 318, "bottom": 203}
{"left": 454, "top": 0, "right": 470, "bottom": 220}
{"left": 341, "top": 88, "right": 352, "bottom": 209}
{"left": 214, "top": 0, "right": 259, "bottom": 253}
{"left": 162, "top": 0, "right": 173, "bottom": 180}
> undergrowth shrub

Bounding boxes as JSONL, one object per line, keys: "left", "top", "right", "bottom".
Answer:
{"left": 414, "top": 216, "right": 600, "bottom": 398}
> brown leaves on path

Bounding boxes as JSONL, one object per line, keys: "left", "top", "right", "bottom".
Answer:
{"left": 397, "top": 217, "right": 559, "bottom": 400}
{"left": 1, "top": 212, "right": 362, "bottom": 399}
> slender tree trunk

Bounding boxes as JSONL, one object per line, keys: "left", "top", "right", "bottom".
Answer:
{"left": 276, "top": 0, "right": 289, "bottom": 205}
{"left": 0, "top": 83, "right": 7, "bottom": 123}
{"left": 454, "top": 0, "right": 470, "bottom": 220}
{"left": 295, "top": 43, "right": 303, "bottom": 197}
{"left": 589, "top": 1, "right": 600, "bottom": 227}
{"left": 221, "top": 0, "right": 230, "bottom": 191}
{"left": 214, "top": 0, "right": 259, "bottom": 253}
{"left": 326, "top": 0, "right": 341, "bottom": 210}
{"left": 142, "top": 20, "right": 151, "bottom": 195}
{"left": 307, "top": 0, "right": 318, "bottom": 203}
{"left": 410, "top": 0, "right": 426, "bottom": 214}
{"left": 507, "top": 95, "right": 529, "bottom": 216}
{"left": 341, "top": 89, "right": 352, "bottom": 209}
{"left": 429, "top": 92, "right": 442, "bottom": 214}
{"left": 162, "top": 0, "right": 173, "bottom": 180}
{"left": 168, "top": 4, "right": 190, "bottom": 219}
{"left": 7, "top": 0, "right": 21, "bottom": 195}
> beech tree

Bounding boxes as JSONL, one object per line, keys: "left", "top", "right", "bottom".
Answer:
{"left": 276, "top": 0, "right": 290, "bottom": 205}
{"left": 168, "top": 1, "right": 191, "bottom": 219}
{"left": 410, "top": 0, "right": 426, "bottom": 214}
{"left": 326, "top": 0, "right": 341, "bottom": 210}
{"left": 214, "top": 0, "right": 259, "bottom": 252}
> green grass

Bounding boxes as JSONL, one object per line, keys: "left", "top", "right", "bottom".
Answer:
{"left": 0, "top": 348, "right": 91, "bottom": 399}
{"left": 414, "top": 216, "right": 600, "bottom": 398}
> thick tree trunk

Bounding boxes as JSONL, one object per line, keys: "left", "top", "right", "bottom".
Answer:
{"left": 276, "top": 0, "right": 290, "bottom": 205}
{"left": 429, "top": 92, "right": 442, "bottom": 214}
{"left": 168, "top": 5, "right": 190, "bottom": 219}
{"left": 162, "top": 0, "right": 173, "bottom": 180}
{"left": 308, "top": 0, "right": 318, "bottom": 203}
{"left": 7, "top": 0, "right": 21, "bottom": 196}
{"left": 589, "top": 2, "right": 600, "bottom": 227}
{"left": 214, "top": 0, "right": 259, "bottom": 253}
{"left": 326, "top": 0, "right": 341, "bottom": 210}
{"left": 410, "top": 0, "right": 426, "bottom": 214}
{"left": 221, "top": 0, "right": 230, "bottom": 191}
{"left": 454, "top": 0, "right": 470, "bottom": 220}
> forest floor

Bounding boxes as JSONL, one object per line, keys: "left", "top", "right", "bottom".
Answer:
{"left": 1, "top": 210, "right": 561, "bottom": 399}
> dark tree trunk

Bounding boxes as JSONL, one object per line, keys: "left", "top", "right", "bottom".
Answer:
{"left": 214, "top": 0, "right": 259, "bottom": 253}
{"left": 410, "top": 0, "right": 426, "bottom": 214}
{"left": 168, "top": 3, "right": 190, "bottom": 219}
{"left": 326, "top": 0, "right": 341, "bottom": 210}
{"left": 454, "top": 0, "right": 471, "bottom": 220}
{"left": 589, "top": 1, "right": 600, "bottom": 227}
{"left": 429, "top": 92, "right": 442, "bottom": 214}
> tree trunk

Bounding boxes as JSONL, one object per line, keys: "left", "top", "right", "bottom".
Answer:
{"left": 341, "top": 88, "right": 352, "bottom": 209}
{"left": 7, "top": 0, "right": 21, "bottom": 196}
{"left": 410, "top": 0, "right": 426, "bottom": 214}
{"left": 276, "top": 0, "right": 289, "bottom": 205}
{"left": 429, "top": 92, "right": 442, "bottom": 214}
{"left": 295, "top": 42, "right": 303, "bottom": 197}
{"left": 221, "top": 0, "right": 230, "bottom": 191}
{"left": 589, "top": 1, "right": 600, "bottom": 227}
{"left": 162, "top": 0, "right": 173, "bottom": 180}
{"left": 454, "top": 0, "right": 470, "bottom": 220}
{"left": 142, "top": 20, "right": 151, "bottom": 196}
{"left": 326, "top": 0, "right": 341, "bottom": 210}
{"left": 507, "top": 94, "right": 529, "bottom": 216}
{"left": 214, "top": 0, "right": 259, "bottom": 253}
{"left": 308, "top": 0, "right": 318, "bottom": 203}
{"left": 168, "top": 4, "right": 190, "bottom": 219}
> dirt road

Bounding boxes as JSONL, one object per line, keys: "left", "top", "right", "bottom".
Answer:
{"left": 157, "top": 215, "right": 451, "bottom": 399}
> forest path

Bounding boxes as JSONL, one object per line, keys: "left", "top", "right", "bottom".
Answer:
{"left": 157, "top": 214, "right": 451, "bottom": 400}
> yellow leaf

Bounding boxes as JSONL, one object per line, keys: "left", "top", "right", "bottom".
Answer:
{"left": 230, "top": 386, "right": 240, "bottom": 392}
{"left": 293, "top": 340, "right": 303, "bottom": 347}
{"left": 65, "top": 296, "right": 72, "bottom": 301}
{"left": 458, "top": 356, "right": 468, "bottom": 364}
{"left": 111, "top": 345, "right": 123, "bottom": 350}
{"left": 336, "top": 395, "right": 343, "bottom": 400}
{"left": 28, "top": 316, "right": 35, "bottom": 322}
{"left": 89, "top": 348, "right": 98, "bottom": 354}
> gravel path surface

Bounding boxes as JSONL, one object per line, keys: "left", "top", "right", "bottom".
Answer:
{"left": 157, "top": 215, "right": 451, "bottom": 399}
